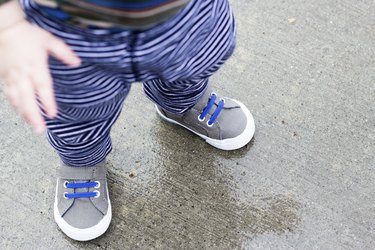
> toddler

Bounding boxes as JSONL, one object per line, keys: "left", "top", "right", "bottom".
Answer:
{"left": 0, "top": 0, "right": 255, "bottom": 241}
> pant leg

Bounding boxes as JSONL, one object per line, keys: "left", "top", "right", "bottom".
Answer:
{"left": 143, "top": 78, "right": 208, "bottom": 113}
{"left": 20, "top": 0, "right": 134, "bottom": 167}
{"left": 140, "top": 0, "right": 236, "bottom": 113}
{"left": 45, "top": 60, "right": 130, "bottom": 167}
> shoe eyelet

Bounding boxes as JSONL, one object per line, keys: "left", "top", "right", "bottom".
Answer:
{"left": 207, "top": 120, "right": 214, "bottom": 127}
{"left": 94, "top": 181, "right": 101, "bottom": 188}
{"left": 197, "top": 115, "right": 205, "bottom": 122}
{"left": 63, "top": 192, "right": 69, "bottom": 199}
{"left": 63, "top": 181, "right": 69, "bottom": 188}
{"left": 94, "top": 190, "right": 100, "bottom": 198}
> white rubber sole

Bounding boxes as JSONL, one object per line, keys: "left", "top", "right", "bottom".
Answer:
{"left": 156, "top": 99, "right": 255, "bottom": 150}
{"left": 53, "top": 182, "right": 112, "bottom": 241}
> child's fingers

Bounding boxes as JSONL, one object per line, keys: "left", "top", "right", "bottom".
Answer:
{"left": 4, "top": 84, "right": 21, "bottom": 111}
{"left": 18, "top": 77, "right": 46, "bottom": 134}
{"left": 46, "top": 35, "right": 81, "bottom": 67}
{"left": 5, "top": 75, "right": 48, "bottom": 133}
{"left": 32, "top": 63, "right": 57, "bottom": 118}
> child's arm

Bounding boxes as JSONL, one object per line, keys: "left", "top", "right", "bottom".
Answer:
{"left": 0, "top": 0, "right": 81, "bottom": 133}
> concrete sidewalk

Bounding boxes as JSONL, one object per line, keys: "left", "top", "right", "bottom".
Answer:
{"left": 0, "top": 0, "right": 374, "bottom": 249}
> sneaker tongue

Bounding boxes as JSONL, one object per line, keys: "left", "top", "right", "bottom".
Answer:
{"left": 203, "top": 93, "right": 239, "bottom": 116}
{"left": 58, "top": 163, "right": 106, "bottom": 180}
{"left": 70, "top": 180, "right": 92, "bottom": 194}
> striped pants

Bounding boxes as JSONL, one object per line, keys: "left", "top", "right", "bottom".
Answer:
{"left": 21, "top": 0, "right": 236, "bottom": 167}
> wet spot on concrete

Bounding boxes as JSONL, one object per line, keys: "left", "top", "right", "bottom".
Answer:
{"left": 239, "top": 194, "right": 301, "bottom": 236}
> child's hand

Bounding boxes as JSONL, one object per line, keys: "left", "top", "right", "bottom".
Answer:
{"left": 0, "top": 20, "right": 81, "bottom": 134}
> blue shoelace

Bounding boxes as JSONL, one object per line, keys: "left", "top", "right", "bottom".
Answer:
{"left": 63, "top": 181, "right": 100, "bottom": 199}
{"left": 198, "top": 93, "right": 225, "bottom": 126}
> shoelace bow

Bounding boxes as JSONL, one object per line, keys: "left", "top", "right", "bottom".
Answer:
{"left": 63, "top": 181, "right": 100, "bottom": 199}
{"left": 198, "top": 93, "right": 225, "bottom": 126}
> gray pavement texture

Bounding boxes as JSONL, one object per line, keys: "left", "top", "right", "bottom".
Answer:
{"left": 0, "top": 0, "right": 374, "bottom": 249}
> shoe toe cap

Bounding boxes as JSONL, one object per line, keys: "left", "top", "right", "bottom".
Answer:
{"left": 219, "top": 106, "right": 248, "bottom": 140}
{"left": 62, "top": 199, "right": 107, "bottom": 229}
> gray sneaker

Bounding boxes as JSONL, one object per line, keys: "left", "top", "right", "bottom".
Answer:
{"left": 54, "top": 161, "right": 112, "bottom": 241}
{"left": 155, "top": 87, "right": 255, "bottom": 150}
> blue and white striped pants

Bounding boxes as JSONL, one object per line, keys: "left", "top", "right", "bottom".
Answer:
{"left": 21, "top": 0, "right": 236, "bottom": 167}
